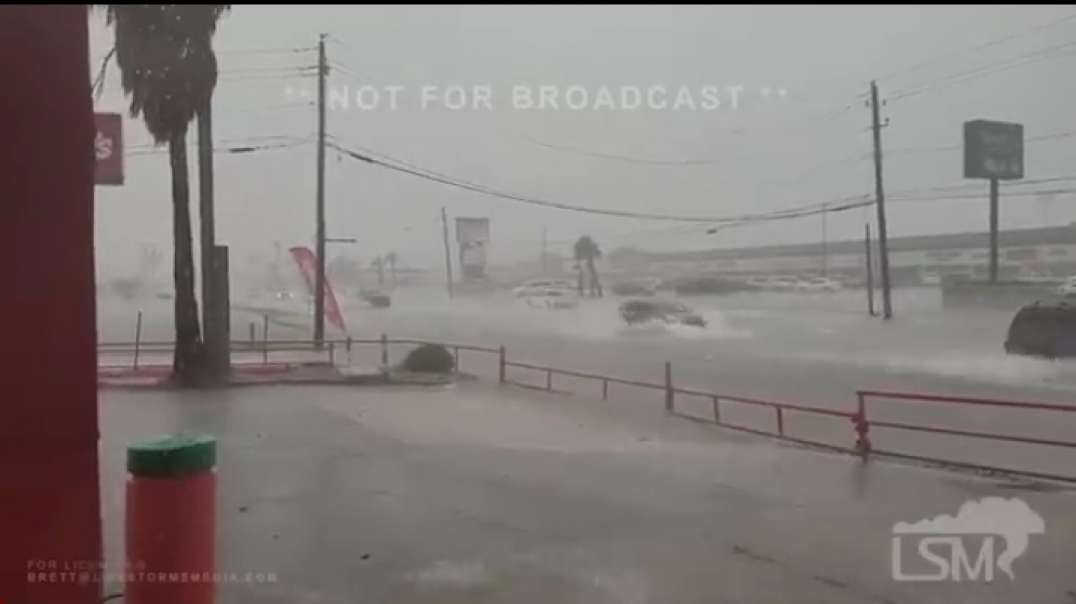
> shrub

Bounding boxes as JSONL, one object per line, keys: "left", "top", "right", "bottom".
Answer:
{"left": 401, "top": 343, "right": 455, "bottom": 373}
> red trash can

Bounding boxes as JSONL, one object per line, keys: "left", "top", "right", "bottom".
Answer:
{"left": 125, "top": 433, "right": 217, "bottom": 604}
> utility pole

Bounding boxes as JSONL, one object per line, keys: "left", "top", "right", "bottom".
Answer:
{"left": 821, "top": 205, "right": 828, "bottom": 277}
{"left": 541, "top": 227, "right": 548, "bottom": 275}
{"left": 865, "top": 223, "right": 876, "bottom": 317}
{"left": 313, "top": 33, "right": 327, "bottom": 346}
{"left": 869, "top": 80, "right": 893, "bottom": 320}
{"left": 441, "top": 207, "right": 454, "bottom": 298}
{"left": 989, "top": 177, "right": 999, "bottom": 283}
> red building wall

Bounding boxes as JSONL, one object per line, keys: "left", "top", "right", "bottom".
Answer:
{"left": 1, "top": 6, "right": 102, "bottom": 604}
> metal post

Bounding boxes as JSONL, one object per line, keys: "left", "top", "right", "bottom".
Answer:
{"left": 346, "top": 336, "right": 353, "bottom": 365}
{"left": 380, "top": 333, "right": 388, "bottom": 368}
{"left": 133, "top": 310, "right": 143, "bottom": 370}
{"left": 602, "top": 379, "right": 608, "bottom": 401}
{"left": 854, "top": 392, "right": 871, "bottom": 461}
{"left": 989, "top": 177, "right": 999, "bottom": 283}
{"left": 262, "top": 314, "right": 269, "bottom": 365}
{"left": 712, "top": 396, "right": 720, "bottom": 424}
{"left": 441, "top": 207, "right": 454, "bottom": 299}
{"left": 664, "top": 361, "right": 674, "bottom": 413}
{"left": 865, "top": 223, "right": 876, "bottom": 317}
{"left": 249, "top": 322, "right": 255, "bottom": 345}
{"left": 328, "top": 342, "right": 335, "bottom": 365}
{"left": 498, "top": 345, "right": 506, "bottom": 384}
{"left": 775, "top": 407, "right": 784, "bottom": 437}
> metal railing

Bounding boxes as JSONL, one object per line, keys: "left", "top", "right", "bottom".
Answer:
{"left": 856, "top": 389, "right": 1076, "bottom": 483}
{"left": 96, "top": 330, "right": 1076, "bottom": 483}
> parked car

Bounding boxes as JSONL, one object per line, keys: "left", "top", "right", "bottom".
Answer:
{"left": 1005, "top": 302, "right": 1076, "bottom": 358}
{"left": 768, "top": 276, "right": 803, "bottom": 291}
{"left": 800, "top": 277, "right": 842, "bottom": 293}
{"left": 513, "top": 279, "right": 578, "bottom": 298}
{"left": 359, "top": 289, "right": 391, "bottom": 308}
{"left": 524, "top": 288, "right": 579, "bottom": 310}
{"left": 618, "top": 298, "right": 707, "bottom": 327}
{"left": 1057, "top": 276, "right": 1076, "bottom": 298}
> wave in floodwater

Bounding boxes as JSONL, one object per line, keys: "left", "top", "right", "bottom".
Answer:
{"left": 798, "top": 349, "right": 1076, "bottom": 392}
{"left": 354, "top": 294, "right": 754, "bottom": 343}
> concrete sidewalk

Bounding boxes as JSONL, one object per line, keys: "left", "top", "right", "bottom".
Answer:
{"left": 98, "top": 381, "right": 1076, "bottom": 603}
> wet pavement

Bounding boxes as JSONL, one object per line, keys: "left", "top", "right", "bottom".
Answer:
{"left": 99, "top": 380, "right": 1076, "bottom": 603}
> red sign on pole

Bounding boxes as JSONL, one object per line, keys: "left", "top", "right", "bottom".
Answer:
{"left": 94, "top": 112, "right": 123, "bottom": 185}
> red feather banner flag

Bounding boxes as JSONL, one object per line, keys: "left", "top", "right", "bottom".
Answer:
{"left": 289, "top": 246, "right": 348, "bottom": 334}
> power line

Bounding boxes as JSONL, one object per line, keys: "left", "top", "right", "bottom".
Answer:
{"left": 877, "top": 11, "right": 1076, "bottom": 84}
{"left": 328, "top": 137, "right": 873, "bottom": 224}
{"left": 884, "top": 127, "right": 1076, "bottom": 158}
{"left": 888, "top": 39, "right": 1076, "bottom": 102}
{"left": 125, "top": 138, "right": 311, "bottom": 158}
{"left": 217, "top": 46, "right": 316, "bottom": 55}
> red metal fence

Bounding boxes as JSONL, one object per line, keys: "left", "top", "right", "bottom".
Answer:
{"left": 97, "top": 338, "right": 1076, "bottom": 484}
{"left": 856, "top": 389, "right": 1076, "bottom": 483}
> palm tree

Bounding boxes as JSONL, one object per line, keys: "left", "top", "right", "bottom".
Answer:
{"left": 573, "top": 236, "right": 603, "bottom": 297}
{"left": 105, "top": 5, "right": 230, "bottom": 384}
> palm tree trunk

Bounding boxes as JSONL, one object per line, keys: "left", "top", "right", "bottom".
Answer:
{"left": 170, "top": 131, "right": 203, "bottom": 382}
{"left": 197, "top": 101, "right": 221, "bottom": 377}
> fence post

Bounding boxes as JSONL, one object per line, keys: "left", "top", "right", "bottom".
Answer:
{"left": 133, "top": 310, "right": 143, "bottom": 370}
{"left": 498, "top": 345, "right": 506, "bottom": 384}
{"left": 664, "top": 361, "right": 674, "bottom": 413}
{"left": 775, "top": 407, "right": 784, "bottom": 437}
{"left": 262, "top": 314, "right": 269, "bottom": 365}
{"left": 712, "top": 396, "right": 720, "bottom": 424}
{"left": 380, "top": 333, "right": 388, "bottom": 369}
{"left": 854, "top": 392, "right": 872, "bottom": 461}
{"left": 346, "top": 336, "right": 353, "bottom": 366}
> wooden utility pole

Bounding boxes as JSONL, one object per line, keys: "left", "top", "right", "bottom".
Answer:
{"left": 441, "top": 207, "right": 454, "bottom": 298}
{"left": 989, "top": 177, "right": 999, "bottom": 282}
{"left": 870, "top": 80, "right": 893, "bottom": 319}
{"left": 865, "top": 223, "right": 876, "bottom": 317}
{"left": 821, "top": 204, "right": 828, "bottom": 277}
{"left": 314, "top": 33, "right": 327, "bottom": 345}
{"left": 541, "top": 227, "right": 548, "bottom": 275}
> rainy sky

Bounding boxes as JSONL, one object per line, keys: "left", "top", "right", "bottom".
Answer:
{"left": 89, "top": 5, "right": 1076, "bottom": 279}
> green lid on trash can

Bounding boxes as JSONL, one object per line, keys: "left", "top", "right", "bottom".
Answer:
{"left": 127, "top": 433, "right": 217, "bottom": 477}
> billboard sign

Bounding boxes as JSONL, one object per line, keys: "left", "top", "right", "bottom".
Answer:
{"left": 94, "top": 112, "right": 123, "bottom": 185}
{"left": 455, "top": 217, "right": 490, "bottom": 280}
{"left": 963, "top": 120, "right": 1023, "bottom": 180}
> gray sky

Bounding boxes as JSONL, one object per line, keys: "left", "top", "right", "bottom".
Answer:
{"left": 90, "top": 5, "right": 1076, "bottom": 278}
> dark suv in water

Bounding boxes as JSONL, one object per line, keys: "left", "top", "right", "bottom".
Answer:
{"left": 619, "top": 299, "right": 707, "bottom": 327}
{"left": 1004, "top": 302, "right": 1076, "bottom": 359}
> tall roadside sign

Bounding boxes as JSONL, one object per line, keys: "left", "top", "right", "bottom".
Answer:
{"left": 963, "top": 119, "right": 1024, "bottom": 282}
{"left": 94, "top": 112, "right": 123, "bottom": 186}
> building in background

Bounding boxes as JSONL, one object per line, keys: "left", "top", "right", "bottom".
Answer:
{"left": 609, "top": 225, "right": 1076, "bottom": 286}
